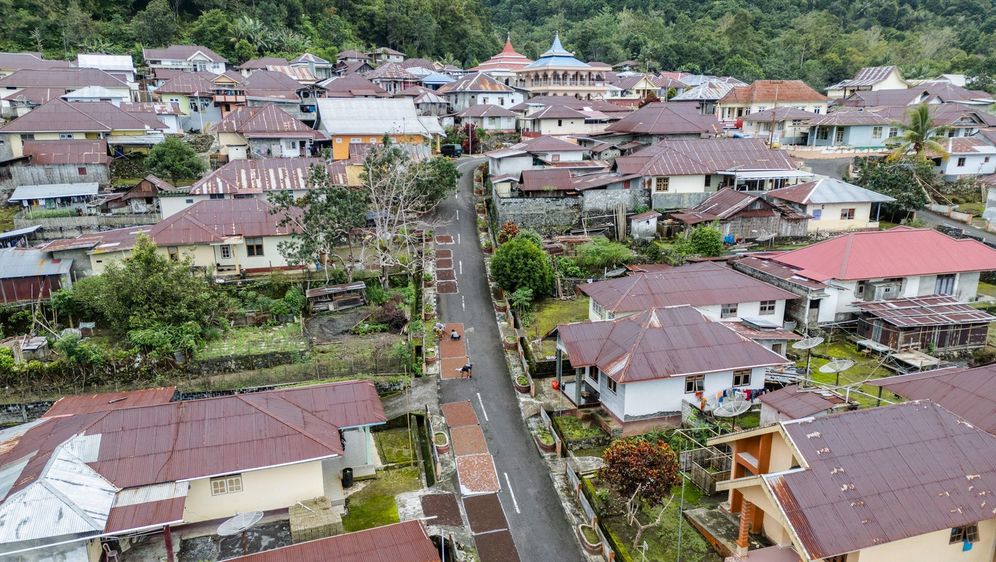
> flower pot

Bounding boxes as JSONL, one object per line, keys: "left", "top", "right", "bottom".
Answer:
{"left": 425, "top": 354, "right": 437, "bottom": 365}
{"left": 577, "top": 524, "right": 602, "bottom": 554}
{"left": 535, "top": 432, "right": 556, "bottom": 453}
{"left": 433, "top": 432, "right": 449, "bottom": 454}
{"left": 514, "top": 377, "right": 530, "bottom": 394}
{"left": 494, "top": 301, "right": 508, "bottom": 313}
{"left": 423, "top": 311, "right": 433, "bottom": 321}
{"left": 503, "top": 338, "right": 518, "bottom": 351}
{"left": 483, "top": 245, "right": 493, "bottom": 255}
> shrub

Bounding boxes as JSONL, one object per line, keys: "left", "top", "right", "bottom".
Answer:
{"left": 491, "top": 237, "right": 554, "bottom": 297}
{"left": 599, "top": 438, "right": 680, "bottom": 504}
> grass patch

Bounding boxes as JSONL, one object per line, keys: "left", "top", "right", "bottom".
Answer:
{"left": 528, "top": 297, "right": 590, "bottom": 357}
{"left": 342, "top": 466, "right": 421, "bottom": 532}
{"left": 798, "top": 337, "right": 891, "bottom": 406}
{"left": 0, "top": 206, "right": 18, "bottom": 231}
{"left": 553, "top": 415, "right": 609, "bottom": 443}
{"left": 197, "top": 322, "right": 307, "bottom": 360}
{"left": 597, "top": 477, "right": 721, "bottom": 562}
{"left": 375, "top": 427, "right": 414, "bottom": 465}
{"left": 21, "top": 208, "right": 78, "bottom": 219}
{"left": 978, "top": 282, "right": 996, "bottom": 299}
{"left": 734, "top": 410, "right": 760, "bottom": 430}
{"left": 958, "top": 202, "right": 985, "bottom": 216}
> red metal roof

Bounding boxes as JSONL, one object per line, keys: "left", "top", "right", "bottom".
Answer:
{"left": 22, "top": 139, "right": 109, "bottom": 165}
{"left": 226, "top": 520, "right": 439, "bottom": 562}
{"left": 104, "top": 496, "right": 186, "bottom": 533}
{"left": 557, "top": 306, "right": 788, "bottom": 383}
{"left": 757, "top": 384, "right": 845, "bottom": 419}
{"left": 578, "top": 261, "right": 797, "bottom": 313}
{"left": 769, "top": 401, "right": 996, "bottom": 559}
{"left": 855, "top": 294, "right": 995, "bottom": 327}
{"left": 470, "top": 37, "right": 533, "bottom": 72}
{"left": 43, "top": 387, "right": 176, "bottom": 417}
{"left": 150, "top": 198, "right": 299, "bottom": 246}
{"left": 866, "top": 365, "right": 996, "bottom": 434}
{"left": 771, "top": 226, "right": 996, "bottom": 281}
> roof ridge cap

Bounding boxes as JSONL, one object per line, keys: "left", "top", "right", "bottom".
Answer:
{"left": 236, "top": 393, "right": 343, "bottom": 453}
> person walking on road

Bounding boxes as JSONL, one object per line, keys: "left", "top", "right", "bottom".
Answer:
{"left": 460, "top": 363, "right": 473, "bottom": 379}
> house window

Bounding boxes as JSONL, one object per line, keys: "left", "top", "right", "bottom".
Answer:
{"left": 834, "top": 128, "right": 845, "bottom": 143}
{"left": 824, "top": 557, "right": 846, "bottom": 562}
{"left": 950, "top": 524, "right": 979, "bottom": 544}
{"left": 59, "top": 133, "right": 74, "bottom": 140}
{"left": 77, "top": 167, "right": 87, "bottom": 175}
{"left": 812, "top": 208, "right": 822, "bottom": 220}
{"left": 704, "top": 175, "right": 711, "bottom": 188}
{"left": 654, "top": 177, "right": 670, "bottom": 192}
{"left": 335, "top": 138, "right": 343, "bottom": 143}
{"left": 985, "top": 157, "right": 991, "bottom": 163}
{"left": 816, "top": 127, "right": 829, "bottom": 140}
{"left": 872, "top": 126, "right": 883, "bottom": 139}
{"left": 246, "top": 237, "right": 264, "bottom": 257}
{"left": 350, "top": 137, "right": 361, "bottom": 143}
{"left": 840, "top": 208, "right": 855, "bottom": 220}
{"left": 684, "top": 375, "right": 704, "bottom": 394}
{"left": 733, "top": 369, "right": 751, "bottom": 387}
{"left": 220, "top": 245, "right": 231, "bottom": 259}
{"left": 935, "top": 274, "right": 956, "bottom": 295}
{"left": 721, "top": 303, "right": 738, "bottom": 319}
{"left": 759, "top": 300, "right": 776, "bottom": 315}
{"left": 210, "top": 474, "right": 243, "bottom": 495}
{"left": 956, "top": 157, "right": 966, "bottom": 167}
{"left": 185, "top": 198, "right": 194, "bottom": 204}
{"left": 209, "top": 193, "right": 225, "bottom": 200}
{"left": 606, "top": 378, "right": 618, "bottom": 393}
{"left": 888, "top": 127, "right": 899, "bottom": 138}
{"left": 167, "top": 247, "right": 179, "bottom": 261}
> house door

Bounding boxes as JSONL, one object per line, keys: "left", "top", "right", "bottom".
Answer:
{"left": 871, "top": 320, "right": 883, "bottom": 342}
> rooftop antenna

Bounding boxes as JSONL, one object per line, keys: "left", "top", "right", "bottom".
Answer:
{"left": 792, "top": 336, "right": 825, "bottom": 384}
{"left": 819, "top": 358, "right": 855, "bottom": 386}
{"left": 217, "top": 511, "right": 263, "bottom": 556}
{"left": 713, "top": 393, "right": 752, "bottom": 431}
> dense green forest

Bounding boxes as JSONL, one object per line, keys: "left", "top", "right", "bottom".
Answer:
{"left": 3, "top": 0, "right": 995, "bottom": 88}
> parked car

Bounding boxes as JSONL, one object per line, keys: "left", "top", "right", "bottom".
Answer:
{"left": 441, "top": 144, "right": 463, "bottom": 157}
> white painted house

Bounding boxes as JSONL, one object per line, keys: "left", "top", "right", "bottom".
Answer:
{"left": 437, "top": 71, "right": 523, "bottom": 111}
{"left": 826, "top": 65, "right": 909, "bottom": 99}
{"left": 142, "top": 45, "right": 227, "bottom": 74}
{"left": 765, "top": 177, "right": 896, "bottom": 233}
{"left": 485, "top": 135, "right": 588, "bottom": 179}
{"left": 734, "top": 227, "right": 996, "bottom": 330}
{"left": 935, "top": 136, "right": 996, "bottom": 179}
{"left": 556, "top": 306, "right": 789, "bottom": 427}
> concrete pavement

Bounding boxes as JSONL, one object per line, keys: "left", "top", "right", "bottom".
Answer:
{"left": 916, "top": 209, "right": 996, "bottom": 245}
{"left": 435, "top": 158, "right": 585, "bottom": 562}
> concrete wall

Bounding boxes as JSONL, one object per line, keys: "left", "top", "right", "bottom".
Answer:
{"left": 13, "top": 214, "right": 159, "bottom": 240}
{"left": 616, "top": 367, "right": 766, "bottom": 419}
{"left": 11, "top": 163, "right": 110, "bottom": 187}
{"left": 582, "top": 187, "right": 648, "bottom": 214}
{"left": 941, "top": 152, "right": 995, "bottom": 178}
{"left": 853, "top": 519, "right": 996, "bottom": 562}
{"left": 494, "top": 194, "right": 581, "bottom": 234}
{"left": 806, "top": 202, "right": 876, "bottom": 232}
{"left": 182, "top": 460, "right": 326, "bottom": 523}
{"left": 652, "top": 190, "right": 711, "bottom": 211}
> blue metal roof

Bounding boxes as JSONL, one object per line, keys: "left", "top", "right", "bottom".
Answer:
{"left": 421, "top": 72, "right": 455, "bottom": 85}
{"left": 524, "top": 34, "right": 591, "bottom": 70}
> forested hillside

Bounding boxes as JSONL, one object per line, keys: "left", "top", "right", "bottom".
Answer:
{"left": 3, "top": 0, "right": 994, "bottom": 88}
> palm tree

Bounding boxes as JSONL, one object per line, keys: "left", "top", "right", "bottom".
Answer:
{"left": 887, "top": 104, "right": 949, "bottom": 161}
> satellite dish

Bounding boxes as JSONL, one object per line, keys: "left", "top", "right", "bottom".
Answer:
{"left": 818, "top": 359, "right": 855, "bottom": 374}
{"left": 713, "top": 396, "right": 752, "bottom": 417}
{"left": 217, "top": 511, "right": 263, "bottom": 536}
{"left": 792, "top": 337, "right": 825, "bottom": 350}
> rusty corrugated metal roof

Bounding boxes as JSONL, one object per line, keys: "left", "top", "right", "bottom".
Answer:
{"left": 226, "top": 520, "right": 439, "bottom": 562}
{"left": 557, "top": 306, "right": 788, "bottom": 383}
{"left": 22, "top": 139, "right": 109, "bottom": 165}
{"left": 44, "top": 387, "right": 176, "bottom": 418}
{"left": 768, "top": 401, "right": 996, "bottom": 560}
{"left": 615, "top": 138, "right": 795, "bottom": 177}
{"left": 605, "top": 102, "right": 721, "bottom": 135}
{"left": 866, "top": 366, "right": 996, "bottom": 435}
{"left": 149, "top": 198, "right": 299, "bottom": 246}
{"left": 215, "top": 104, "right": 325, "bottom": 139}
{"left": 190, "top": 157, "right": 346, "bottom": 195}
{"left": 757, "top": 384, "right": 846, "bottom": 419}
{"left": 578, "top": 261, "right": 797, "bottom": 313}
{"left": 855, "top": 294, "right": 995, "bottom": 327}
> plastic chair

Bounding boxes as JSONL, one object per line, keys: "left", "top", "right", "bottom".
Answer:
{"left": 102, "top": 543, "right": 120, "bottom": 562}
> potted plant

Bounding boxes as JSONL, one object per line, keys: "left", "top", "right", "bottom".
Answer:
{"left": 494, "top": 298, "right": 508, "bottom": 313}
{"left": 482, "top": 240, "right": 493, "bottom": 254}
{"left": 477, "top": 217, "right": 487, "bottom": 232}
{"left": 423, "top": 272, "right": 434, "bottom": 287}
{"left": 503, "top": 335, "right": 518, "bottom": 351}
{"left": 433, "top": 431, "right": 449, "bottom": 454}
{"left": 425, "top": 348, "right": 437, "bottom": 365}
{"left": 514, "top": 374, "right": 530, "bottom": 394}
{"left": 535, "top": 428, "right": 556, "bottom": 453}
{"left": 577, "top": 523, "right": 602, "bottom": 554}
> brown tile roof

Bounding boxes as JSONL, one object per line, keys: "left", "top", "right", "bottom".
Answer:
{"left": 215, "top": 104, "right": 325, "bottom": 139}
{"left": 769, "top": 401, "right": 996, "bottom": 559}
{"left": 520, "top": 168, "right": 574, "bottom": 192}
{"left": 143, "top": 45, "right": 226, "bottom": 63}
{"left": 757, "top": 384, "right": 846, "bottom": 419}
{"left": 191, "top": 157, "right": 346, "bottom": 195}
{"left": 578, "top": 261, "right": 797, "bottom": 314}
{"left": 854, "top": 294, "right": 995, "bottom": 327}
{"left": 614, "top": 138, "right": 797, "bottom": 177}
{"left": 734, "top": 255, "right": 827, "bottom": 290}
{"left": 225, "top": 520, "right": 439, "bottom": 562}
{"left": 945, "top": 135, "right": 996, "bottom": 154}
{"left": 0, "top": 67, "right": 127, "bottom": 89}
{"left": 841, "top": 83, "right": 994, "bottom": 107}
{"left": 0, "top": 99, "right": 159, "bottom": 133}
{"left": 605, "top": 102, "right": 721, "bottom": 135}
{"left": 718, "top": 80, "right": 827, "bottom": 105}
{"left": 150, "top": 198, "right": 298, "bottom": 245}
{"left": 43, "top": 387, "right": 176, "bottom": 417}
{"left": 437, "top": 71, "right": 514, "bottom": 94}
{"left": 866, "top": 365, "right": 996, "bottom": 434}
{"left": 321, "top": 74, "right": 389, "bottom": 97}
{"left": 510, "top": 95, "right": 631, "bottom": 116}
{"left": 558, "top": 306, "right": 788, "bottom": 383}
{"left": 21, "top": 139, "right": 109, "bottom": 165}
{"left": 337, "top": 50, "right": 369, "bottom": 61}
{"left": 402, "top": 58, "right": 438, "bottom": 71}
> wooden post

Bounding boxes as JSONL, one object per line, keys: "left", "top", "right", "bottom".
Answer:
{"left": 163, "top": 525, "right": 175, "bottom": 562}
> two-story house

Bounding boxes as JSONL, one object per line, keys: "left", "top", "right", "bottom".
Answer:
{"left": 142, "top": 45, "right": 227, "bottom": 74}
{"left": 825, "top": 65, "right": 909, "bottom": 99}
{"left": 716, "top": 80, "right": 828, "bottom": 126}
{"left": 437, "top": 71, "right": 524, "bottom": 111}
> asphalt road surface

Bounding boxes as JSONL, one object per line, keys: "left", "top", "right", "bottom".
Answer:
{"left": 436, "top": 157, "right": 584, "bottom": 562}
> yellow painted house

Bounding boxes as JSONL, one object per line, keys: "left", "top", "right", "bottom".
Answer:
{"left": 0, "top": 98, "right": 165, "bottom": 159}
{"left": 316, "top": 97, "right": 443, "bottom": 160}
{"left": 710, "top": 401, "right": 996, "bottom": 562}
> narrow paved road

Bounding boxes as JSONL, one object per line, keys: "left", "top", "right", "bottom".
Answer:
{"left": 436, "top": 158, "right": 584, "bottom": 562}
{"left": 917, "top": 209, "right": 996, "bottom": 245}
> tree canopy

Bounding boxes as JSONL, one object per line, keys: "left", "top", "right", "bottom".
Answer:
{"left": 144, "top": 137, "right": 206, "bottom": 183}
{"left": 491, "top": 236, "right": 554, "bottom": 297}
{"left": 599, "top": 438, "right": 680, "bottom": 505}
